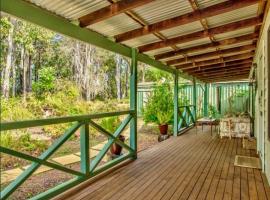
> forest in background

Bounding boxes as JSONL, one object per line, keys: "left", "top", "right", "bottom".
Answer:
{"left": 0, "top": 15, "right": 175, "bottom": 122}
{"left": 0, "top": 15, "right": 173, "bottom": 101}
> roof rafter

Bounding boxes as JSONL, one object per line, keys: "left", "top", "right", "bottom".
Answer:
{"left": 202, "top": 76, "right": 249, "bottom": 83}
{"left": 138, "top": 17, "right": 262, "bottom": 52}
{"left": 184, "top": 59, "right": 253, "bottom": 72}
{"left": 175, "top": 52, "right": 254, "bottom": 69}
{"left": 188, "top": 64, "right": 251, "bottom": 75}
{"left": 167, "top": 44, "right": 255, "bottom": 65}
{"left": 115, "top": 0, "right": 259, "bottom": 42}
{"left": 155, "top": 33, "right": 258, "bottom": 60}
{"left": 79, "top": 0, "right": 155, "bottom": 27}
{"left": 198, "top": 71, "right": 250, "bottom": 79}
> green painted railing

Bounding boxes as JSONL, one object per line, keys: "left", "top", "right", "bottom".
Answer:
{"left": 0, "top": 110, "right": 136, "bottom": 200}
{"left": 177, "top": 105, "right": 196, "bottom": 135}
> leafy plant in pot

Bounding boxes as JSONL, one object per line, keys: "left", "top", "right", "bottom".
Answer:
{"left": 100, "top": 116, "right": 125, "bottom": 156}
{"left": 157, "top": 112, "right": 173, "bottom": 135}
{"left": 142, "top": 82, "right": 173, "bottom": 136}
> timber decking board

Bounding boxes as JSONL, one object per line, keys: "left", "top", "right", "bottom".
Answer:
{"left": 60, "top": 127, "right": 270, "bottom": 200}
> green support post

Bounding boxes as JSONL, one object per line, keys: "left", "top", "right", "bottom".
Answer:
{"left": 80, "top": 123, "right": 90, "bottom": 176}
{"left": 130, "top": 48, "right": 137, "bottom": 159}
{"left": 193, "top": 78, "right": 197, "bottom": 121}
{"left": 203, "top": 83, "right": 209, "bottom": 117}
{"left": 174, "top": 71, "right": 179, "bottom": 136}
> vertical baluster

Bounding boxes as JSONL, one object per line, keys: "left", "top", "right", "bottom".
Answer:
{"left": 80, "top": 123, "right": 90, "bottom": 176}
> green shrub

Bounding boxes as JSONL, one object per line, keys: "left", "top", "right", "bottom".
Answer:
{"left": 143, "top": 82, "right": 173, "bottom": 125}
{"left": 32, "top": 67, "right": 56, "bottom": 97}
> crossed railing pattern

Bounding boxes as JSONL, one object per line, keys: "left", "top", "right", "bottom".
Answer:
{"left": 177, "top": 105, "right": 196, "bottom": 134}
{"left": 0, "top": 110, "right": 136, "bottom": 200}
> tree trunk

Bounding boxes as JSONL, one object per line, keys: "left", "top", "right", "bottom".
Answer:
{"left": 12, "top": 58, "right": 16, "bottom": 97}
{"left": 115, "top": 55, "right": 122, "bottom": 100}
{"left": 2, "top": 19, "right": 14, "bottom": 98}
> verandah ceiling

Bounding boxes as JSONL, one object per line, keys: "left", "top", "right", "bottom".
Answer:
{"left": 25, "top": 0, "right": 268, "bottom": 83}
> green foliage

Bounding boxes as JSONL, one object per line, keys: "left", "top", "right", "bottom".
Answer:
{"left": 100, "top": 116, "right": 121, "bottom": 133}
{"left": 1, "top": 98, "right": 35, "bottom": 121}
{"left": 208, "top": 104, "right": 218, "bottom": 119}
{"left": 1, "top": 132, "right": 48, "bottom": 154}
{"left": 32, "top": 67, "right": 56, "bottom": 97}
{"left": 143, "top": 67, "right": 173, "bottom": 82}
{"left": 143, "top": 82, "right": 173, "bottom": 125}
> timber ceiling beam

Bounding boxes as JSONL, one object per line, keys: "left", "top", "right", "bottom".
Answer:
{"left": 188, "top": 64, "right": 251, "bottom": 75}
{"left": 175, "top": 52, "right": 254, "bottom": 69}
{"left": 184, "top": 59, "right": 253, "bottom": 73}
{"left": 197, "top": 72, "right": 250, "bottom": 80}
{"left": 155, "top": 33, "right": 258, "bottom": 60}
{"left": 138, "top": 17, "right": 262, "bottom": 52}
{"left": 79, "top": 0, "right": 155, "bottom": 27}
{"left": 115, "top": 0, "right": 259, "bottom": 42}
{"left": 167, "top": 44, "right": 255, "bottom": 65}
{"left": 200, "top": 75, "right": 249, "bottom": 83}
{"left": 198, "top": 72, "right": 250, "bottom": 80}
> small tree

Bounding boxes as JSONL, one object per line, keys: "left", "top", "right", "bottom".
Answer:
{"left": 32, "top": 67, "right": 56, "bottom": 98}
{"left": 143, "top": 82, "right": 174, "bottom": 125}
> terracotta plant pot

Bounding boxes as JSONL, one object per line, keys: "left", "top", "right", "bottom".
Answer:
{"left": 110, "top": 135, "right": 125, "bottom": 155}
{"left": 158, "top": 124, "right": 168, "bottom": 135}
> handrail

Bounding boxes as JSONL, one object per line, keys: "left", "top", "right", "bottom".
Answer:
{"left": 0, "top": 110, "right": 135, "bottom": 200}
{"left": 0, "top": 110, "right": 133, "bottom": 131}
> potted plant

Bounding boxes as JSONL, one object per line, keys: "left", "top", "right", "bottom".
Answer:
{"left": 142, "top": 82, "right": 173, "bottom": 136}
{"left": 100, "top": 116, "right": 125, "bottom": 156}
{"left": 157, "top": 111, "right": 173, "bottom": 135}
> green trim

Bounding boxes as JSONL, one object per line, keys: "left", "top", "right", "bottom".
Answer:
{"left": 174, "top": 71, "right": 179, "bottom": 136}
{"left": 193, "top": 78, "right": 197, "bottom": 121}
{"left": 1, "top": 122, "right": 82, "bottom": 200}
{"left": 0, "top": 147, "right": 84, "bottom": 177}
{"left": 88, "top": 119, "right": 133, "bottom": 152}
{"left": 1, "top": 110, "right": 131, "bottom": 131}
{"left": 203, "top": 83, "right": 209, "bottom": 117}
{"left": 80, "top": 123, "right": 90, "bottom": 175}
{"left": 130, "top": 48, "right": 138, "bottom": 158}
{"left": 177, "top": 105, "right": 195, "bottom": 135}
{"left": 90, "top": 115, "right": 132, "bottom": 173}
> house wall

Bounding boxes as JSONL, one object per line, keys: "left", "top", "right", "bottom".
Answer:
{"left": 254, "top": 7, "right": 270, "bottom": 183}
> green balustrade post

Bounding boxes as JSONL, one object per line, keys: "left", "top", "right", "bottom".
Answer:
{"left": 203, "top": 83, "right": 209, "bottom": 117}
{"left": 174, "top": 71, "right": 179, "bottom": 136}
{"left": 130, "top": 48, "right": 137, "bottom": 159}
{"left": 80, "top": 123, "right": 90, "bottom": 176}
{"left": 193, "top": 78, "right": 197, "bottom": 121}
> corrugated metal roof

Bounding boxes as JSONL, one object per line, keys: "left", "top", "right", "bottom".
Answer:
{"left": 196, "top": 0, "right": 228, "bottom": 9}
{"left": 214, "top": 27, "right": 255, "bottom": 41}
{"left": 121, "top": 34, "right": 161, "bottom": 47}
{"left": 176, "top": 37, "right": 211, "bottom": 49}
{"left": 207, "top": 4, "right": 259, "bottom": 28}
{"left": 89, "top": 13, "right": 142, "bottom": 37}
{"left": 146, "top": 47, "right": 174, "bottom": 56}
{"left": 132, "top": 0, "right": 193, "bottom": 25}
{"left": 160, "top": 21, "right": 204, "bottom": 39}
{"left": 27, "top": 0, "right": 109, "bottom": 20}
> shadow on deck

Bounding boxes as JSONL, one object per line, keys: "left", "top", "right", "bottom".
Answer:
{"left": 56, "top": 127, "right": 270, "bottom": 200}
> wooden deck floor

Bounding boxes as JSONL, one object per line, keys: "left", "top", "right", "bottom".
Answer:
{"left": 62, "top": 127, "right": 270, "bottom": 200}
